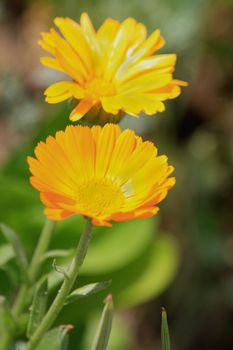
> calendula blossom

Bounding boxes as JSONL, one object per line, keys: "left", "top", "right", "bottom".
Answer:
{"left": 39, "top": 13, "right": 187, "bottom": 122}
{"left": 28, "top": 124, "right": 175, "bottom": 226}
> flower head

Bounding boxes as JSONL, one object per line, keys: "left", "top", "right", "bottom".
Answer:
{"left": 28, "top": 124, "right": 175, "bottom": 226}
{"left": 39, "top": 13, "right": 187, "bottom": 122}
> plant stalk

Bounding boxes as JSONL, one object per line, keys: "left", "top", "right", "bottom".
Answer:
{"left": 26, "top": 217, "right": 93, "bottom": 350}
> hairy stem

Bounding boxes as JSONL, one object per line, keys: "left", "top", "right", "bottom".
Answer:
{"left": 26, "top": 218, "right": 93, "bottom": 350}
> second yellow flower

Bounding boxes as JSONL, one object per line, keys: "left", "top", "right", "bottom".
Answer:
{"left": 39, "top": 13, "right": 187, "bottom": 122}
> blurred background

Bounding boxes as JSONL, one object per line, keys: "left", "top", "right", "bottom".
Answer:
{"left": 0, "top": 0, "right": 233, "bottom": 349}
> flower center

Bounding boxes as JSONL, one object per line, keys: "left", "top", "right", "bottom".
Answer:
{"left": 84, "top": 79, "right": 116, "bottom": 99}
{"left": 75, "top": 178, "right": 125, "bottom": 217}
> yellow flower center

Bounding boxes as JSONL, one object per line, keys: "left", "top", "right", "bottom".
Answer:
{"left": 84, "top": 79, "right": 116, "bottom": 99}
{"left": 75, "top": 178, "right": 125, "bottom": 217}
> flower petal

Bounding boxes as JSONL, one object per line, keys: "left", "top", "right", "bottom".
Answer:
{"left": 69, "top": 99, "right": 95, "bottom": 121}
{"left": 44, "top": 81, "right": 84, "bottom": 104}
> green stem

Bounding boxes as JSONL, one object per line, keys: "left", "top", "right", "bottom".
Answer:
{"left": 26, "top": 218, "right": 93, "bottom": 350}
{"left": 12, "top": 219, "right": 56, "bottom": 317}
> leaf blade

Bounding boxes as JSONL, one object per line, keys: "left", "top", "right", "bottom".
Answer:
{"left": 91, "top": 295, "right": 114, "bottom": 350}
{"left": 27, "top": 277, "right": 48, "bottom": 338}
{"left": 0, "top": 223, "right": 28, "bottom": 280}
{"left": 35, "top": 325, "right": 73, "bottom": 350}
{"left": 161, "top": 308, "right": 171, "bottom": 350}
{"left": 0, "top": 244, "right": 15, "bottom": 268}
{"left": 65, "top": 281, "right": 111, "bottom": 305}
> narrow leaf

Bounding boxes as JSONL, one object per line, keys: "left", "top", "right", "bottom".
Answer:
{"left": 40, "top": 249, "right": 72, "bottom": 263}
{"left": 91, "top": 294, "right": 114, "bottom": 350}
{"left": 0, "top": 223, "right": 28, "bottom": 279}
{"left": 35, "top": 325, "right": 73, "bottom": 350}
{"left": 0, "top": 295, "right": 17, "bottom": 333}
{"left": 27, "top": 277, "right": 48, "bottom": 338}
{"left": 0, "top": 244, "right": 14, "bottom": 268}
{"left": 161, "top": 308, "right": 171, "bottom": 350}
{"left": 65, "top": 281, "right": 111, "bottom": 305}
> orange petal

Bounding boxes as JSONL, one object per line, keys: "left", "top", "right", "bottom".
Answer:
{"left": 45, "top": 208, "right": 74, "bottom": 220}
{"left": 111, "top": 207, "right": 159, "bottom": 222}
{"left": 69, "top": 100, "right": 95, "bottom": 121}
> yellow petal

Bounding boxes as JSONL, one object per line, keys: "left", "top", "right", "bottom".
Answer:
{"left": 96, "top": 18, "right": 120, "bottom": 76}
{"left": 127, "top": 22, "right": 147, "bottom": 55}
{"left": 119, "top": 72, "right": 172, "bottom": 93}
{"left": 91, "top": 125, "right": 102, "bottom": 142}
{"left": 38, "top": 39, "right": 54, "bottom": 55}
{"left": 64, "top": 125, "right": 95, "bottom": 179}
{"left": 80, "top": 12, "right": 101, "bottom": 59}
{"left": 54, "top": 17, "right": 94, "bottom": 74}
{"left": 116, "top": 54, "right": 176, "bottom": 82}
{"left": 101, "top": 93, "right": 165, "bottom": 116}
{"left": 48, "top": 28, "right": 88, "bottom": 82}
{"left": 120, "top": 141, "right": 158, "bottom": 187}
{"left": 128, "top": 29, "right": 164, "bottom": 66}
{"left": 143, "top": 29, "right": 165, "bottom": 55}
{"left": 97, "top": 18, "right": 120, "bottom": 48}
{"left": 95, "top": 124, "right": 120, "bottom": 178}
{"left": 44, "top": 81, "right": 84, "bottom": 104}
{"left": 28, "top": 155, "right": 75, "bottom": 196}
{"left": 104, "top": 18, "right": 136, "bottom": 81}
{"left": 40, "top": 57, "right": 65, "bottom": 73}
{"left": 39, "top": 32, "right": 56, "bottom": 54}
{"left": 107, "top": 129, "right": 137, "bottom": 180}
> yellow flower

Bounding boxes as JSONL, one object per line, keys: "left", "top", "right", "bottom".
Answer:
{"left": 28, "top": 124, "right": 175, "bottom": 226}
{"left": 39, "top": 13, "right": 187, "bottom": 122}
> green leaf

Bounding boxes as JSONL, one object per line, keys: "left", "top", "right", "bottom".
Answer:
{"left": 91, "top": 295, "right": 114, "bottom": 350}
{"left": 0, "top": 224, "right": 28, "bottom": 280}
{"left": 40, "top": 249, "right": 72, "bottom": 263}
{"left": 0, "top": 244, "right": 14, "bottom": 268}
{"left": 27, "top": 277, "right": 48, "bottom": 338}
{"left": 0, "top": 295, "right": 17, "bottom": 334}
{"left": 65, "top": 281, "right": 111, "bottom": 305}
{"left": 161, "top": 308, "right": 171, "bottom": 350}
{"left": 35, "top": 325, "right": 73, "bottom": 350}
{"left": 83, "top": 312, "right": 132, "bottom": 350}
